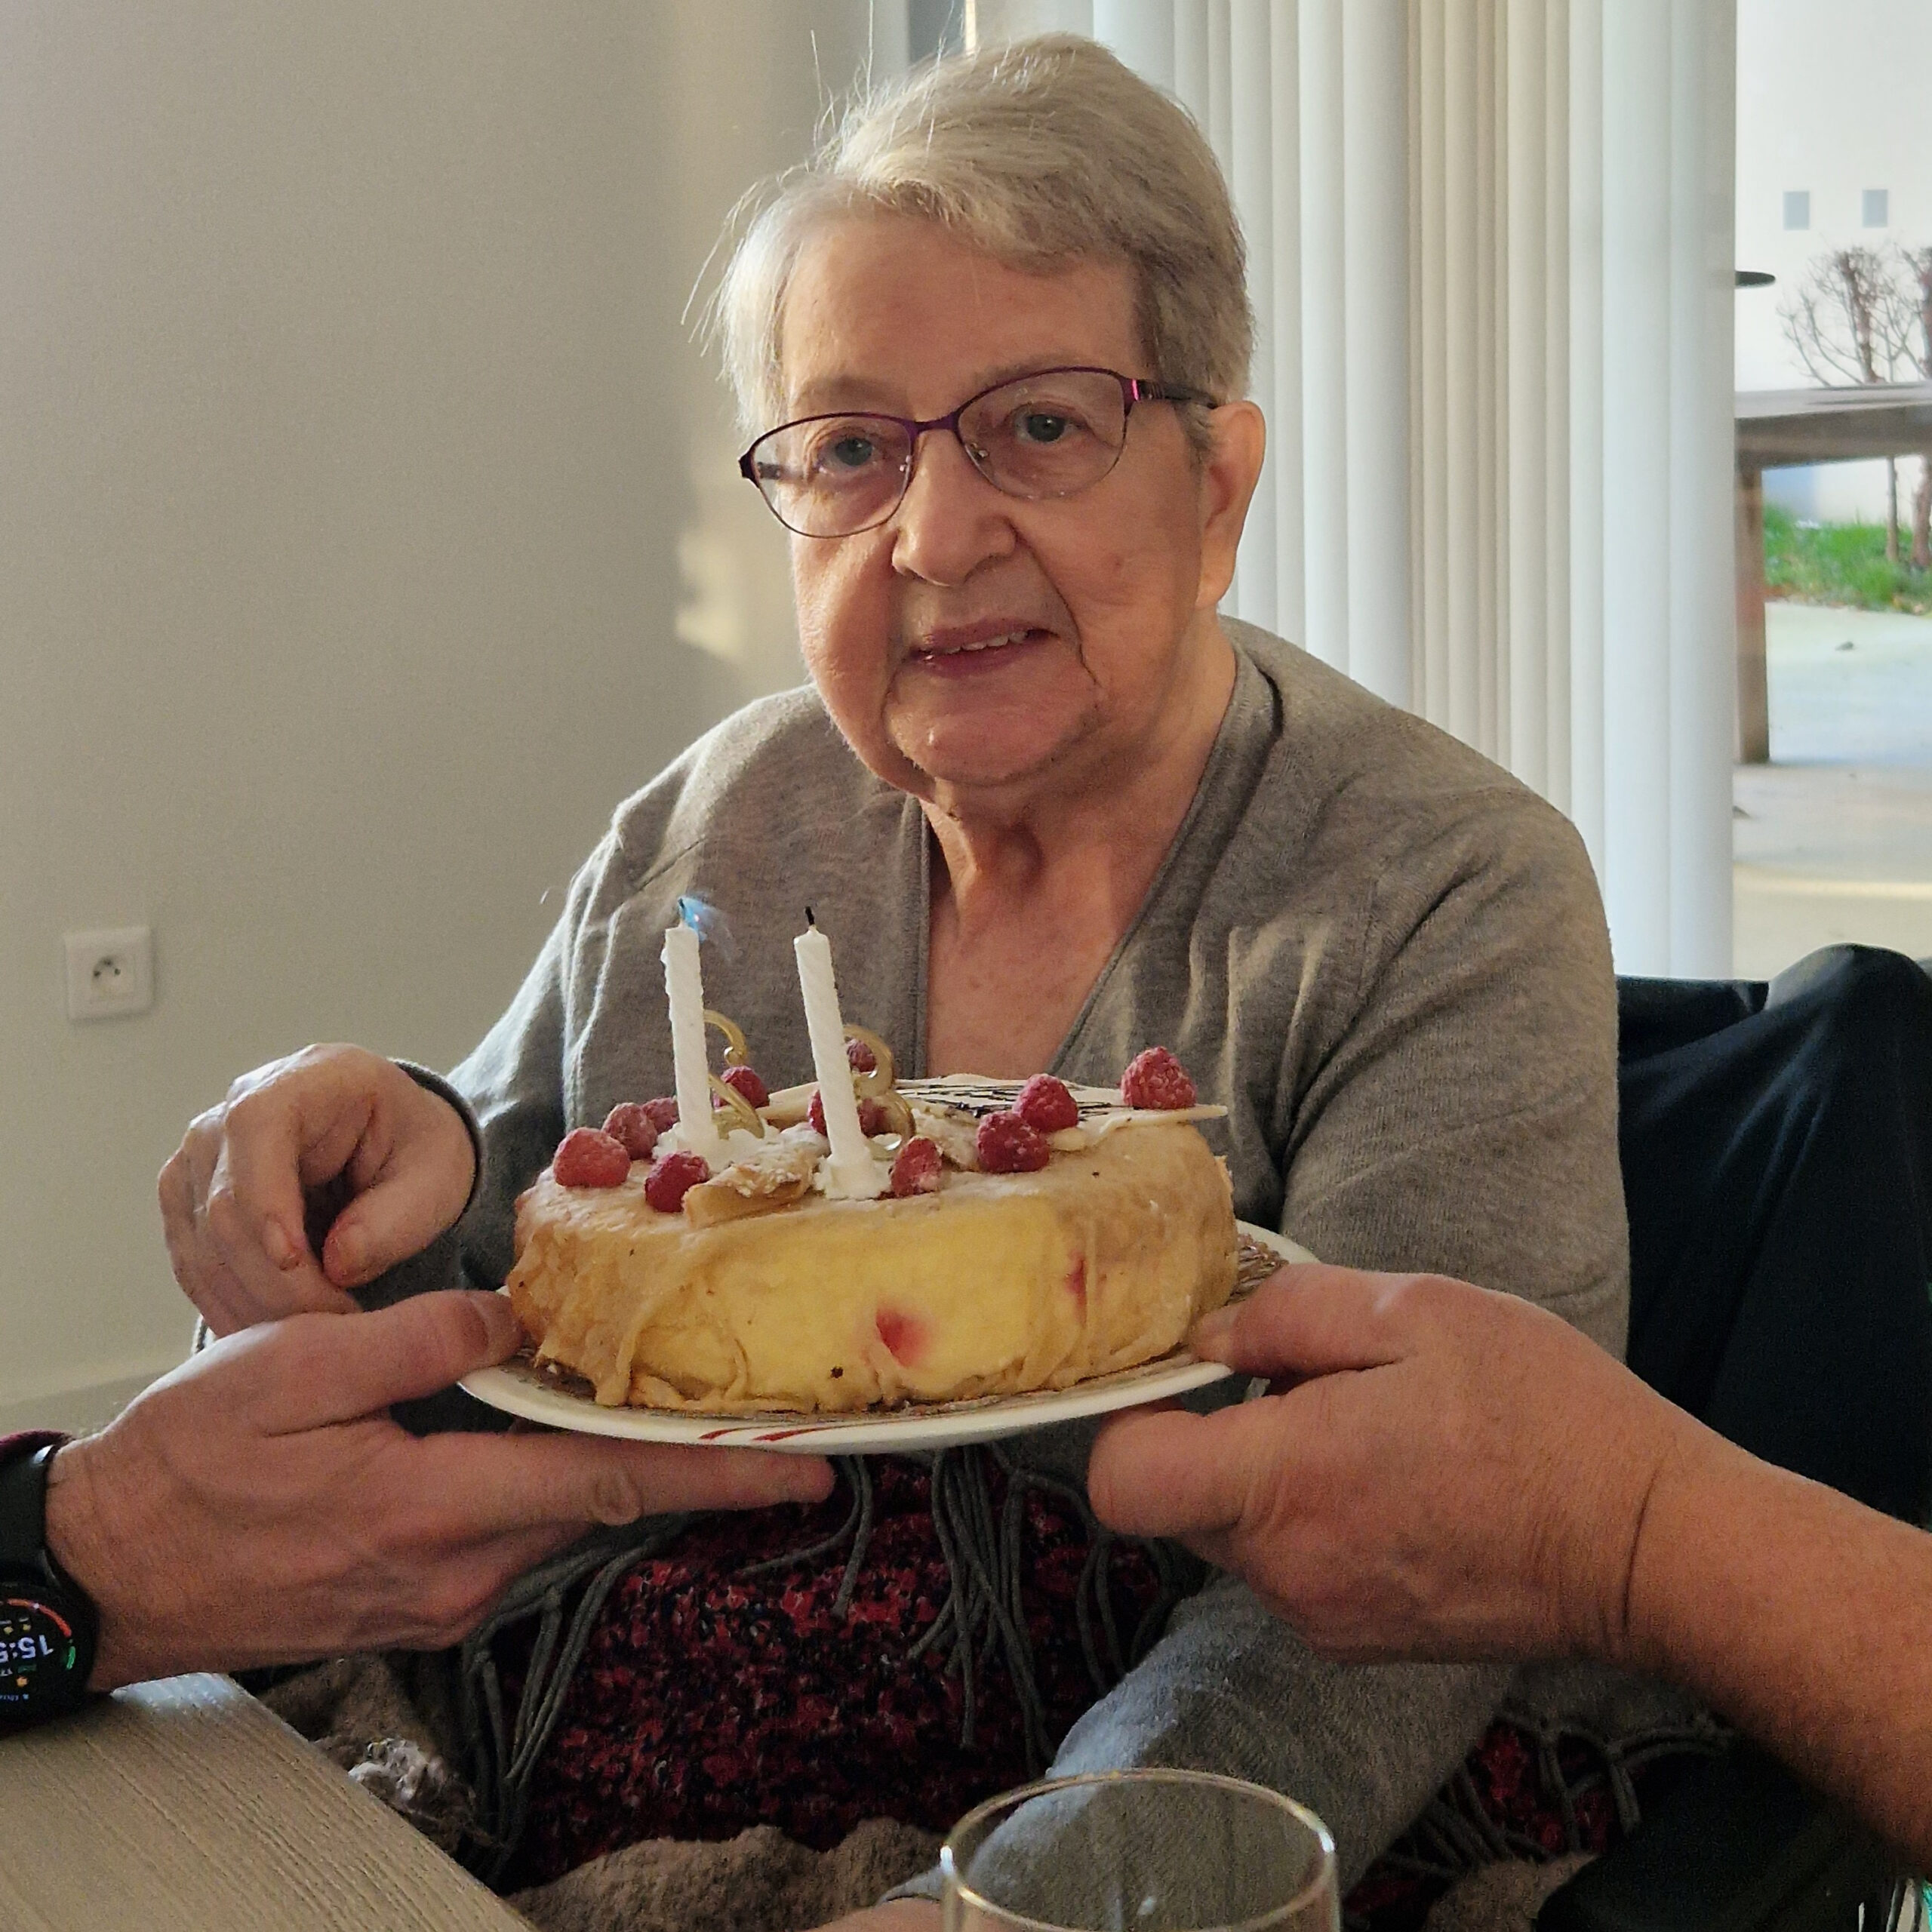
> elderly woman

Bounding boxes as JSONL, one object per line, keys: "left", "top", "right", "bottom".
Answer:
{"left": 161, "top": 34, "right": 1625, "bottom": 1925}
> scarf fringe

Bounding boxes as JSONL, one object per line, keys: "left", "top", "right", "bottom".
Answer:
{"left": 1341, "top": 1703, "right": 1731, "bottom": 1932}
{"left": 450, "top": 1446, "right": 1195, "bottom": 1882}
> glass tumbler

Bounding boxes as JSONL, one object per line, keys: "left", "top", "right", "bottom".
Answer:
{"left": 940, "top": 1767, "right": 1340, "bottom": 1931}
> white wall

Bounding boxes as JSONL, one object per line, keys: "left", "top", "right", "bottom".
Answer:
{"left": 0, "top": 3, "right": 895, "bottom": 1429}
{"left": 1736, "top": 0, "right": 1932, "bottom": 521}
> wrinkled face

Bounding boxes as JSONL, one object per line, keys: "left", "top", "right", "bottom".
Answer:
{"left": 774, "top": 215, "right": 1226, "bottom": 804}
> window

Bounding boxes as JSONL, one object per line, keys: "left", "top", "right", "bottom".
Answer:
{"left": 1862, "top": 187, "right": 1889, "bottom": 227}
{"left": 1783, "top": 189, "right": 1810, "bottom": 229}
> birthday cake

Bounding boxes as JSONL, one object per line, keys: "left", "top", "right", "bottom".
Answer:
{"left": 504, "top": 1043, "right": 1239, "bottom": 1414}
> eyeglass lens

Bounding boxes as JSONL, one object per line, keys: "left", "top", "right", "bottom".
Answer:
{"left": 747, "top": 368, "right": 1135, "bottom": 537}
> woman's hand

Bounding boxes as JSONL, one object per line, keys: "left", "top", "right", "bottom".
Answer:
{"left": 158, "top": 1044, "right": 478, "bottom": 1334}
{"left": 1088, "top": 1264, "right": 1702, "bottom": 1667}
{"left": 45, "top": 1291, "right": 834, "bottom": 1689}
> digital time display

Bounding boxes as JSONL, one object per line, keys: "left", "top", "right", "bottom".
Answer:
{"left": 0, "top": 1599, "right": 76, "bottom": 1712}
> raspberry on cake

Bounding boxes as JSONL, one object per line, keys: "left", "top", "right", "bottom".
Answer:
{"left": 1121, "top": 1045, "right": 1197, "bottom": 1111}
{"left": 718, "top": 1064, "right": 771, "bottom": 1109}
{"left": 976, "top": 1110, "right": 1051, "bottom": 1174}
{"left": 888, "top": 1135, "right": 943, "bottom": 1197}
{"left": 601, "top": 1104, "right": 660, "bottom": 1162}
{"left": 1014, "top": 1073, "right": 1080, "bottom": 1134}
{"left": 552, "top": 1128, "right": 632, "bottom": 1190}
{"left": 506, "top": 1044, "right": 1238, "bottom": 1414}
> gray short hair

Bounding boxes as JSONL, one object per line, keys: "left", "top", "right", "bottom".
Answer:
{"left": 712, "top": 35, "right": 1251, "bottom": 445}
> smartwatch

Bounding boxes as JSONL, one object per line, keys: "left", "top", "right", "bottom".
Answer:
{"left": 0, "top": 1438, "right": 98, "bottom": 1728}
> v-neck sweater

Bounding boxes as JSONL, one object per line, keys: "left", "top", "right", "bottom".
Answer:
{"left": 418, "top": 617, "right": 1628, "bottom": 1889}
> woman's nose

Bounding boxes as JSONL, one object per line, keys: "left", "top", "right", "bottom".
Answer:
{"left": 888, "top": 428, "right": 1019, "bottom": 584}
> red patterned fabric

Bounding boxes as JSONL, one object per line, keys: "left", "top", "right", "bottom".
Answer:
{"left": 494, "top": 1453, "right": 1691, "bottom": 1915}
{"left": 501, "top": 1457, "right": 1162, "bottom": 1890}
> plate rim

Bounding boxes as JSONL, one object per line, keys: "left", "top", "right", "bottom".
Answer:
{"left": 457, "top": 1220, "right": 1310, "bottom": 1454}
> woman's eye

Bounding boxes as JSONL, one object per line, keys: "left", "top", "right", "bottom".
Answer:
{"left": 805, "top": 426, "right": 889, "bottom": 477}
{"left": 1015, "top": 411, "right": 1073, "bottom": 445}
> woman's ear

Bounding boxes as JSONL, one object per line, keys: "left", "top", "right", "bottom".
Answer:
{"left": 1193, "top": 400, "right": 1266, "bottom": 612}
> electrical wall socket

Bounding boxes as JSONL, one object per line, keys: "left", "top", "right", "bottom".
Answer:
{"left": 64, "top": 926, "right": 154, "bottom": 1021}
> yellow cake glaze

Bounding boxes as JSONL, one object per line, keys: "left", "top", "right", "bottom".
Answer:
{"left": 506, "top": 1118, "right": 1237, "bottom": 1412}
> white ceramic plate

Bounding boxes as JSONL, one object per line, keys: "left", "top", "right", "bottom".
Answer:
{"left": 458, "top": 1223, "right": 1313, "bottom": 1454}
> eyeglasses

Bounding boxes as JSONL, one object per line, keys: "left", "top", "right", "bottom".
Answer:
{"left": 737, "top": 365, "right": 1217, "bottom": 539}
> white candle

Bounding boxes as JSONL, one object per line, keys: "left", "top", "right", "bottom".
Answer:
{"left": 793, "top": 917, "right": 884, "bottom": 1198}
{"left": 662, "top": 921, "right": 725, "bottom": 1168}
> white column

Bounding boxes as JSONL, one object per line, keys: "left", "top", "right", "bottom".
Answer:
{"left": 1592, "top": 0, "right": 1735, "bottom": 976}
{"left": 1599, "top": 0, "right": 1675, "bottom": 972}
{"left": 1666, "top": 0, "right": 1737, "bottom": 977}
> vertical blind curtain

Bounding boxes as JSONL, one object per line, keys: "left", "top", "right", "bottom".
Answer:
{"left": 969, "top": 1, "right": 1737, "bottom": 977}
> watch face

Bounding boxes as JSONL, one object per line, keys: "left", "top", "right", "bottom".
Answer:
{"left": 0, "top": 1595, "right": 82, "bottom": 1715}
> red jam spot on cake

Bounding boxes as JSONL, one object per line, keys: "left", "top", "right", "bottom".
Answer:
{"left": 1014, "top": 1073, "right": 1079, "bottom": 1134}
{"left": 641, "top": 1097, "right": 681, "bottom": 1134}
{"left": 1064, "top": 1257, "right": 1088, "bottom": 1311}
{"left": 644, "top": 1150, "right": 710, "bottom": 1214}
{"left": 889, "top": 1136, "right": 943, "bottom": 1198}
{"left": 845, "top": 1036, "right": 878, "bottom": 1073}
{"left": 808, "top": 1091, "right": 888, "bottom": 1137}
{"left": 977, "top": 1110, "right": 1051, "bottom": 1174}
{"left": 1121, "top": 1045, "right": 1197, "bottom": 1111}
{"left": 553, "top": 1128, "right": 632, "bottom": 1189}
{"left": 601, "top": 1103, "right": 660, "bottom": 1162}
{"left": 874, "top": 1306, "right": 929, "bottom": 1367}
{"left": 718, "top": 1064, "right": 771, "bottom": 1109}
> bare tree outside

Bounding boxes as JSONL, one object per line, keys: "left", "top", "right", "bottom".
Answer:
{"left": 1778, "top": 245, "right": 1924, "bottom": 564}
{"left": 1901, "top": 245, "right": 1932, "bottom": 571}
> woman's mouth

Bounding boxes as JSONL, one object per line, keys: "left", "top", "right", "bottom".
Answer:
{"left": 906, "top": 626, "right": 1056, "bottom": 674}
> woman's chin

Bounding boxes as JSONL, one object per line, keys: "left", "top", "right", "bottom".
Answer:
{"left": 884, "top": 656, "right": 1103, "bottom": 795}
{"left": 890, "top": 711, "right": 1094, "bottom": 796}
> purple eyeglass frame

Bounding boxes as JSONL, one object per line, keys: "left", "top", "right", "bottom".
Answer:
{"left": 737, "top": 365, "right": 1218, "bottom": 537}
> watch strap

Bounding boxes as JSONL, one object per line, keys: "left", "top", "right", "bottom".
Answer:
{"left": 0, "top": 1432, "right": 69, "bottom": 1566}
{"left": 0, "top": 1434, "right": 99, "bottom": 1719}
